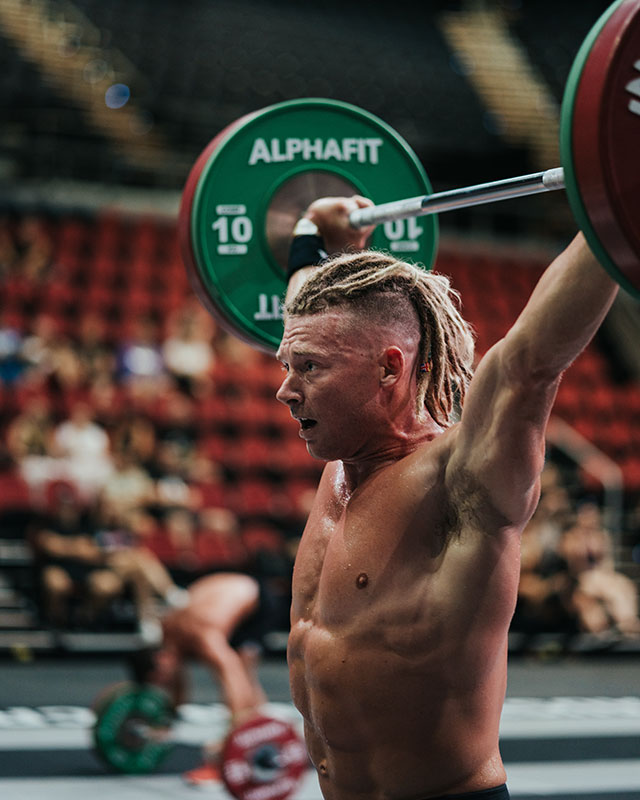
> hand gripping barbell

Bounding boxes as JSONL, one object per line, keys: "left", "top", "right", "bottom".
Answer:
{"left": 179, "top": 0, "right": 640, "bottom": 354}
{"left": 91, "top": 681, "right": 309, "bottom": 800}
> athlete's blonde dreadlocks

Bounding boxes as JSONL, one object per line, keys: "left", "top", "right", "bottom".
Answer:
{"left": 285, "top": 251, "right": 476, "bottom": 427}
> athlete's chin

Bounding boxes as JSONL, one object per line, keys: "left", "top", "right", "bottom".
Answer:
{"left": 305, "top": 442, "right": 328, "bottom": 461}
{"left": 305, "top": 439, "right": 340, "bottom": 462}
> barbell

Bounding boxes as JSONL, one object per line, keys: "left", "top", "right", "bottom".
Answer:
{"left": 91, "top": 681, "right": 309, "bottom": 800}
{"left": 178, "top": 0, "right": 640, "bottom": 354}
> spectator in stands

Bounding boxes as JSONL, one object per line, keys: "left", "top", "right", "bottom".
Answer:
{"left": 513, "top": 463, "right": 577, "bottom": 636}
{"left": 47, "top": 337, "right": 86, "bottom": 399}
{"left": 116, "top": 314, "right": 168, "bottom": 398}
{"left": 162, "top": 299, "right": 216, "bottom": 397}
{"left": 99, "top": 447, "right": 155, "bottom": 521}
{"left": 33, "top": 490, "right": 124, "bottom": 630}
{"left": 111, "top": 413, "right": 158, "bottom": 474}
{"left": 123, "top": 507, "right": 163, "bottom": 551}
{"left": 6, "top": 394, "right": 60, "bottom": 498}
{"left": 20, "top": 313, "right": 63, "bottom": 380}
{"left": 559, "top": 507, "right": 640, "bottom": 640}
{"left": 536, "top": 462, "right": 574, "bottom": 531}
{"left": 94, "top": 507, "right": 190, "bottom": 631}
{"left": 151, "top": 436, "right": 199, "bottom": 512}
{"left": 51, "top": 400, "right": 114, "bottom": 503}
{"left": 515, "top": 463, "right": 640, "bottom": 643}
{"left": 86, "top": 373, "right": 126, "bottom": 429}
{"left": 34, "top": 486, "right": 189, "bottom": 632}
{"left": 0, "top": 311, "right": 26, "bottom": 385}
{"left": 6, "top": 394, "right": 55, "bottom": 463}
{"left": 513, "top": 506, "right": 578, "bottom": 635}
{"left": 75, "top": 313, "right": 116, "bottom": 384}
{"left": 18, "top": 313, "right": 89, "bottom": 406}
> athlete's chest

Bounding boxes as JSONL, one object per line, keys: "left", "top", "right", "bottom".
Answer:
{"left": 292, "top": 460, "right": 451, "bottom": 628}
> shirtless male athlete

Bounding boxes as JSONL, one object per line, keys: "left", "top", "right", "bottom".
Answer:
{"left": 129, "top": 571, "right": 270, "bottom": 785}
{"left": 276, "top": 195, "right": 619, "bottom": 800}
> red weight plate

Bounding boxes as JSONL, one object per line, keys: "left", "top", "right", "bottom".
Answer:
{"left": 178, "top": 112, "right": 259, "bottom": 333}
{"left": 572, "top": 0, "right": 640, "bottom": 293}
{"left": 221, "top": 714, "right": 308, "bottom": 800}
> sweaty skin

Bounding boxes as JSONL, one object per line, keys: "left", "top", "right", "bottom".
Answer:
{"left": 277, "top": 197, "right": 618, "bottom": 800}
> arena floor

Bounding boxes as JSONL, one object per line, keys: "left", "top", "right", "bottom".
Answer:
{"left": 1, "top": 652, "right": 639, "bottom": 800}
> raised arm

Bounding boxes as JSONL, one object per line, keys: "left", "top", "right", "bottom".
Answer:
{"left": 284, "top": 195, "right": 375, "bottom": 303}
{"left": 449, "top": 232, "right": 619, "bottom": 529}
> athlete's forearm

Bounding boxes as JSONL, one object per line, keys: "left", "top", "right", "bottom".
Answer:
{"left": 504, "top": 233, "right": 618, "bottom": 382}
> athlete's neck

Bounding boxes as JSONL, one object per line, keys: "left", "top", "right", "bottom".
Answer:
{"left": 341, "top": 417, "right": 443, "bottom": 490}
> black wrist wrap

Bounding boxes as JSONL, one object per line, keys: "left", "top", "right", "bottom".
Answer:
{"left": 287, "top": 235, "right": 328, "bottom": 280}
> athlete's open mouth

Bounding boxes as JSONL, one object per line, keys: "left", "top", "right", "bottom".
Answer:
{"left": 299, "top": 418, "right": 317, "bottom": 430}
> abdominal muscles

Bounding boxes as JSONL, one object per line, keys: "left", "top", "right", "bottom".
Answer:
{"left": 288, "top": 613, "right": 507, "bottom": 799}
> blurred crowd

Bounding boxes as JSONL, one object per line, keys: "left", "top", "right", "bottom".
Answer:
{"left": 513, "top": 463, "right": 640, "bottom": 644}
{"left": 1, "top": 215, "right": 639, "bottom": 647}
{"left": 0, "top": 215, "right": 311, "bottom": 636}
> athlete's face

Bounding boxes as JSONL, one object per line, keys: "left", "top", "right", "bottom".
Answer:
{"left": 276, "top": 310, "right": 382, "bottom": 462}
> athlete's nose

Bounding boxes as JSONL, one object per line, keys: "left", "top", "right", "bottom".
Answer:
{"left": 276, "top": 371, "right": 303, "bottom": 407}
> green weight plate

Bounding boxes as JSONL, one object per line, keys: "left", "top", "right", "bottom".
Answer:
{"left": 185, "top": 98, "right": 438, "bottom": 353}
{"left": 560, "top": 0, "right": 640, "bottom": 297}
{"left": 92, "top": 682, "right": 174, "bottom": 775}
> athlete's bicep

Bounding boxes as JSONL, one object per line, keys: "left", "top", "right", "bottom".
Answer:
{"left": 447, "top": 340, "right": 559, "bottom": 528}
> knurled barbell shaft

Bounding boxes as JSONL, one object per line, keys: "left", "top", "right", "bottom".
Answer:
{"left": 349, "top": 167, "right": 565, "bottom": 228}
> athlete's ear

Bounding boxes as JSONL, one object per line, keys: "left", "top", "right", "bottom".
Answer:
{"left": 379, "top": 346, "right": 405, "bottom": 387}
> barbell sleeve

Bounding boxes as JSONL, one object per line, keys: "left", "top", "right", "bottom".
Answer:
{"left": 349, "top": 167, "right": 566, "bottom": 228}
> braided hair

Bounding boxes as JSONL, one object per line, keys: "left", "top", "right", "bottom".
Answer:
{"left": 285, "top": 251, "right": 475, "bottom": 427}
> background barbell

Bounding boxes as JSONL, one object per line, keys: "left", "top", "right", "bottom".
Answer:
{"left": 91, "top": 681, "right": 309, "bottom": 800}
